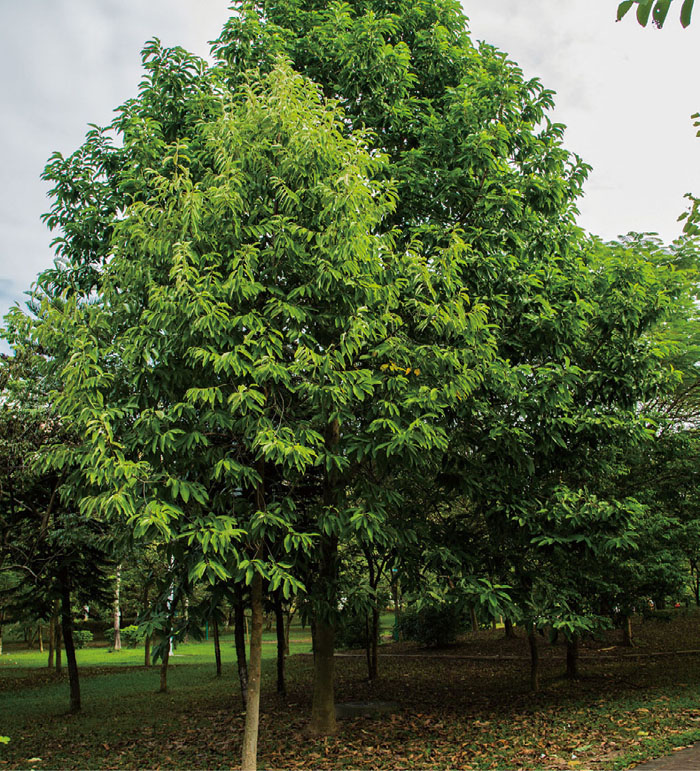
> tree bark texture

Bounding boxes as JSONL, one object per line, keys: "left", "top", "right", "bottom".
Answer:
{"left": 213, "top": 616, "right": 222, "bottom": 678}
{"left": 159, "top": 639, "right": 170, "bottom": 693}
{"left": 310, "top": 535, "right": 338, "bottom": 736}
{"left": 60, "top": 573, "right": 81, "bottom": 712}
{"left": 55, "top": 611, "right": 63, "bottom": 673}
{"left": 235, "top": 583, "right": 249, "bottom": 709}
{"left": 470, "top": 605, "right": 479, "bottom": 633}
{"left": 504, "top": 618, "right": 515, "bottom": 639}
{"left": 48, "top": 614, "right": 55, "bottom": 669}
{"left": 241, "top": 571, "right": 264, "bottom": 771}
{"left": 528, "top": 625, "right": 539, "bottom": 692}
{"left": 310, "top": 417, "right": 341, "bottom": 736}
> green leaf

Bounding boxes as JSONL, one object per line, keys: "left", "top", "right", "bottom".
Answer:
{"left": 617, "top": 0, "right": 635, "bottom": 20}
{"left": 637, "top": 1, "right": 653, "bottom": 25}
{"left": 653, "top": 0, "right": 672, "bottom": 26}
{"left": 681, "top": 0, "right": 694, "bottom": 26}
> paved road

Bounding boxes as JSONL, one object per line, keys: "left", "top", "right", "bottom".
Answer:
{"left": 632, "top": 743, "right": 700, "bottom": 769}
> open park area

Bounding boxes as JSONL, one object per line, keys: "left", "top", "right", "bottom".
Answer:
{"left": 4, "top": 612, "right": 700, "bottom": 769}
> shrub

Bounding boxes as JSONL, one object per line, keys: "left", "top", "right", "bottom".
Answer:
{"left": 105, "top": 625, "right": 144, "bottom": 648}
{"left": 398, "top": 603, "right": 465, "bottom": 647}
{"left": 72, "top": 630, "right": 93, "bottom": 649}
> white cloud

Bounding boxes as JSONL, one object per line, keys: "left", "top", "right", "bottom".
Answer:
{"left": 464, "top": 0, "right": 700, "bottom": 240}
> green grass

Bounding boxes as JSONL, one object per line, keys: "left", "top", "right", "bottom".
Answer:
{"left": 5, "top": 613, "right": 700, "bottom": 769}
{"left": 0, "top": 629, "right": 313, "bottom": 670}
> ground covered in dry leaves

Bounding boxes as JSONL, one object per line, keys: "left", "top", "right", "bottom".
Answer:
{"left": 4, "top": 613, "right": 700, "bottom": 769}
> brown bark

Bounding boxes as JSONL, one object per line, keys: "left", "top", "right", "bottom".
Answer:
{"left": 234, "top": 583, "right": 248, "bottom": 709}
{"left": 392, "top": 579, "right": 402, "bottom": 641}
{"left": 274, "top": 590, "right": 286, "bottom": 695}
{"left": 622, "top": 615, "right": 634, "bottom": 647}
{"left": 241, "top": 571, "right": 263, "bottom": 771}
{"left": 504, "top": 618, "right": 515, "bottom": 639}
{"left": 284, "top": 605, "right": 294, "bottom": 655}
{"left": 527, "top": 625, "right": 539, "bottom": 692}
{"left": 213, "top": 616, "right": 222, "bottom": 677}
{"left": 159, "top": 640, "right": 170, "bottom": 693}
{"left": 310, "top": 607, "right": 336, "bottom": 736}
{"left": 48, "top": 615, "right": 55, "bottom": 669}
{"left": 309, "top": 418, "right": 340, "bottom": 736}
{"left": 309, "top": 535, "right": 338, "bottom": 736}
{"left": 470, "top": 605, "right": 479, "bottom": 633}
{"left": 55, "top": 612, "right": 63, "bottom": 673}
{"left": 38, "top": 622, "right": 44, "bottom": 654}
{"left": 60, "top": 573, "right": 81, "bottom": 712}
{"left": 566, "top": 635, "right": 579, "bottom": 679}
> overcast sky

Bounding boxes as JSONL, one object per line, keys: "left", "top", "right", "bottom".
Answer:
{"left": 1, "top": 1, "right": 699, "bottom": 351}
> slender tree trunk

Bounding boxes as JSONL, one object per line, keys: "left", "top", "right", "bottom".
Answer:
{"left": 159, "top": 639, "right": 170, "bottom": 693}
{"left": 284, "top": 606, "right": 294, "bottom": 655}
{"left": 234, "top": 583, "right": 249, "bottom": 709}
{"left": 144, "top": 635, "right": 151, "bottom": 668}
{"left": 48, "top": 615, "right": 55, "bottom": 669}
{"left": 241, "top": 571, "right": 263, "bottom": 771}
{"left": 566, "top": 635, "right": 579, "bottom": 680}
{"left": 310, "top": 535, "right": 338, "bottom": 736}
{"left": 310, "top": 418, "right": 341, "bottom": 736}
{"left": 274, "top": 590, "right": 286, "bottom": 695}
{"left": 527, "top": 625, "right": 539, "bottom": 692}
{"left": 112, "top": 565, "right": 122, "bottom": 651}
{"left": 213, "top": 616, "right": 222, "bottom": 678}
{"left": 184, "top": 597, "right": 190, "bottom": 643}
{"left": 60, "top": 573, "right": 81, "bottom": 712}
{"left": 504, "top": 618, "right": 515, "bottom": 639}
{"left": 55, "top": 612, "right": 63, "bottom": 673}
{"left": 392, "top": 579, "right": 402, "bottom": 641}
{"left": 38, "top": 622, "right": 43, "bottom": 654}
{"left": 470, "top": 605, "right": 479, "bottom": 633}
{"left": 159, "top": 589, "right": 176, "bottom": 693}
{"left": 622, "top": 615, "right": 634, "bottom": 647}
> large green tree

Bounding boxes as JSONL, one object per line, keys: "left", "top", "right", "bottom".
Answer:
{"left": 35, "top": 48, "right": 490, "bottom": 762}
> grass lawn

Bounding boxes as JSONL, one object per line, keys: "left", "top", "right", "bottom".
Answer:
{"left": 2, "top": 611, "right": 700, "bottom": 769}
